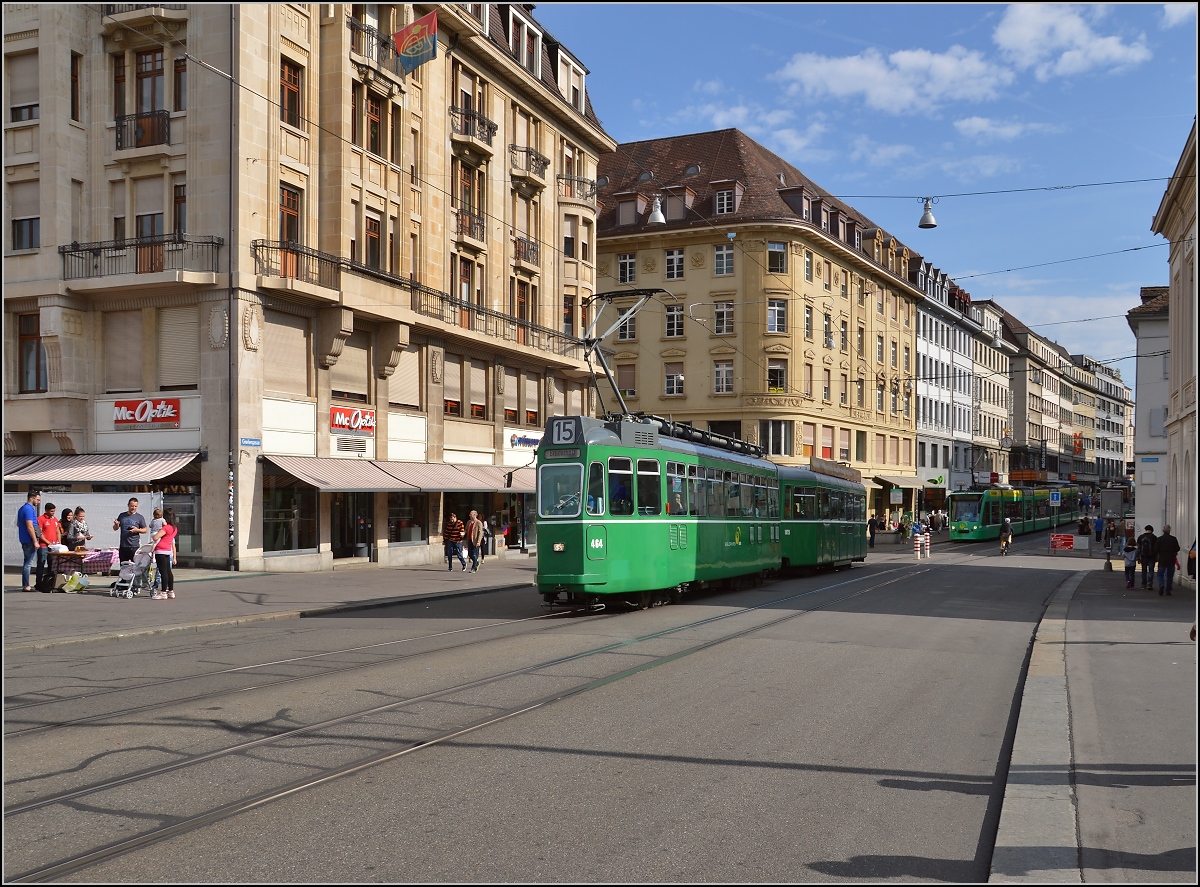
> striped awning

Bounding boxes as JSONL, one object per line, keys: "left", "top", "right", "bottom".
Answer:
{"left": 5, "top": 452, "right": 199, "bottom": 484}
{"left": 3, "top": 454, "right": 43, "bottom": 478}
{"left": 264, "top": 456, "right": 417, "bottom": 493}
{"left": 455, "top": 465, "right": 536, "bottom": 493}
{"left": 375, "top": 462, "right": 485, "bottom": 492}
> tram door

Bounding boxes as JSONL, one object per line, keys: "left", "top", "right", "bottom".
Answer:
{"left": 331, "top": 491, "right": 374, "bottom": 558}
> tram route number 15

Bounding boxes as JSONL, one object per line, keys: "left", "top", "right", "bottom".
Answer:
{"left": 550, "top": 417, "right": 580, "bottom": 445}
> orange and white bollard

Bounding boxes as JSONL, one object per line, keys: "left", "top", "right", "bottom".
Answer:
{"left": 923, "top": 532, "right": 932, "bottom": 558}
{"left": 914, "top": 534, "right": 924, "bottom": 559}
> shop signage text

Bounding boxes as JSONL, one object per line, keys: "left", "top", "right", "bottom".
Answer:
{"left": 330, "top": 406, "right": 376, "bottom": 437}
{"left": 113, "top": 398, "right": 182, "bottom": 429}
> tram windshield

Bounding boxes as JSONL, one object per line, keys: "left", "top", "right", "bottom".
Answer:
{"left": 950, "top": 494, "right": 982, "bottom": 523}
{"left": 538, "top": 464, "right": 583, "bottom": 518}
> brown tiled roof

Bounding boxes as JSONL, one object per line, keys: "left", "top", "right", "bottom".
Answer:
{"left": 1127, "top": 291, "right": 1170, "bottom": 316}
{"left": 1138, "top": 285, "right": 1168, "bottom": 304}
{"left": 596, "top": 128, "right": 907, "bottom": 257}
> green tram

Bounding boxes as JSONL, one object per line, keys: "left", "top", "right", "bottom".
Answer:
{"left": 947, "top": 486, "right": 1080, "bottom": 542}
{"left": 779, "top": 461, "right": 869, "bottom": 570}
{"left": 535, "top": 415, "right": 867, "bottom": 606}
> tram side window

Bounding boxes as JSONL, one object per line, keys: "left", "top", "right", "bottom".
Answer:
{"left": 854, "top": 493, "right": 866, "bottom": 521}
{"left": 985, "top": 501, "right": 1002, "bottom": 525}
{"left": 608, "top": 457, "right": 633, "bottom": 515}
{"left": 818, "top": 489, "right": 832, "bottom": 520}
{"left": 1036, "top": 499, "right": 1049, "bottom": 519}
{"left": 831, "top": 490, "right": 844, "bottom": 521}
{"left": 781, "top": 486, "right": 792, "bottom": 519}
{"left": 740, "top": 473, "right": 754, "bottom": 516}
{"left": 1004, "top": 500, "right": 1021, "bottom": 521}
{"left": 752, "top": 479, "right": 767, "bottom": 517}
{"left": 724, "top": 471, "right": 740, "bottom": 517}
{"left": 707, "top": 468, "right": 723, "bottom": 518}
{"left": 770, "top": 484, "right": 780, "bottom": 519}
{"left": 666, "top": 462, "right": 687, "bottom": 515}
{"left": 586, "top": 462, "right": 605, "bottom": 515}
{"left": 688, "top": 465, "right": 704, "bottom": 516}
{"left": 794, "top": 492, "right": 816, "bottom": 520}
{"left": 637, "top": 459, "right": 662, "bottom": 515}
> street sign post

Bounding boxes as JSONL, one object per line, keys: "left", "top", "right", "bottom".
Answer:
{"left": 1049, "top": 490, "right": 1061, "bottom": 508}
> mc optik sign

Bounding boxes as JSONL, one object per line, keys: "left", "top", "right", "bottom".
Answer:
{"left": 113, "top": 398, "right": 182, "bottom": 429}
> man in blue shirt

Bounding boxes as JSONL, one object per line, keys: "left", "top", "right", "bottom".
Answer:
{"left": 17, "top": 490, "right": 41, "bottom": 591}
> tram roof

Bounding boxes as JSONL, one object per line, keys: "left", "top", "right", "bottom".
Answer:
{"left": 778, "top": 464, "right": 867, "bottom": 492}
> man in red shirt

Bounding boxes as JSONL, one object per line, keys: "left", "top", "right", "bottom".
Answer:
{"left": 443, "top": 512, "right": 467, "bottom": 571}
{"left": 36, "top": 501, "right": 61, "bottom": 589}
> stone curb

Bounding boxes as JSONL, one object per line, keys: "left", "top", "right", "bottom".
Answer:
{"left": 2, "top": 581, "right": 535, "bottom": 656}
{"left": 988, "top": 570, "right": 1089, "bottom": 883}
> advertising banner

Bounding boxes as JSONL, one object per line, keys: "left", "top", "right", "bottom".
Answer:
{"left": 330, "top": 406, "right": 376, "bottom": 437}
{"left": 112, "top": 398, "right": 182, "bottom": 430}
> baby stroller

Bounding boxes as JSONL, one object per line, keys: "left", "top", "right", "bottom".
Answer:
{"left": 110, "top": 541, "right": 159, "bottom": 599}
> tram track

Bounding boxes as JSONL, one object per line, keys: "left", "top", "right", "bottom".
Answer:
{"left": 5, "top": 564, "right": 922, "bottom": 883}
{"left": 3, "top": 603, "right": 601, "bottom": 738}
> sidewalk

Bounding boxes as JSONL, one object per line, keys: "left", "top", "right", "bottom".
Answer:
{"left": 3, "top": 557, "right": 539, "bottom": 654}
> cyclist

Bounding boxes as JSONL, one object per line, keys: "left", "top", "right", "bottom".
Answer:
{"left": 999, "top": 517, "right": 1014, "bottom": 556}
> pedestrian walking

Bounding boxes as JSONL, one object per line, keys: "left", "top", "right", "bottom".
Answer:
{"left": 1155, "top": 524, "right": 1181, "bottom": 596}
{"left": 1095, "top": 517, "right": 1104, "bottom": 544}
{"left": 113, "top": 498, "right": 149, "bottom": 564}
{"left": 1122, "top": 541, "right": 1138, "bottom": 589}
{"left": 443, "top": 512, "right": 467, "bottom": 571}
{"left": 1136, "top": 525, "right": 1157, "bottom": 589}
{"left": 999, "top": 517, "right": 1014, "bottom": 555}
{"left": 867, "top": 514, "right": 878, "bottom": 548}
{"left": 16, "top": 490, "right": 41, "bottom": 592}
{"left": 465, "top": 509, "right": 485, "bottom": 573}
{"left": 150, "top": 507, "right": 178, "bottom": 600}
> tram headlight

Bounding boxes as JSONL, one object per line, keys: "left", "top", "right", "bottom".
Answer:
{"left": 553, "top": 542, "right": 566, "bottom": 552}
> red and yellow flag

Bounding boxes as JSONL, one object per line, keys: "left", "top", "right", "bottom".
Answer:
{"left": 394, "top": 11, "right": 438, "bottom": 75}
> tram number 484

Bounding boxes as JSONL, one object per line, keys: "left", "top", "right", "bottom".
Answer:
{"left": 590, "top": 538, "right": 604, "bottom": 549}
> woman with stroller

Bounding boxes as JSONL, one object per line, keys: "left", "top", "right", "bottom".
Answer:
{"left": 150, "top": 508, "right": 179, "bottom": 600}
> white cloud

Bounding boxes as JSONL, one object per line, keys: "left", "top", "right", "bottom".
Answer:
{"left": 850, "top": 135, "right": 916, "bottom": 166}
{"left": 954, "top": 116, "right": 1063, "bottom": 141}
{"left": 940, "top": 153, "right": 1023, "bottom": 181}
{"left": 773, "top": 45, "right": 1013, "bottom": 113}
{"left": 1162, "top": 4, "right": 1197, "bottom": 28}
{"left": 693, "top": 79, "right": 724, "bottom": 95}
{"left": 993, "top": 5, "right": 1151, "bottom": 80}
{"left": 770, "top": 122, "right": 832, "bottom": 161}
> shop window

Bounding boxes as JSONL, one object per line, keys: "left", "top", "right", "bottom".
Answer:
{"left": 387, "top": 492, "right": 428, "bottom": 543}
{"left": 263, "top": 475, "right": 318, "bottom": 552}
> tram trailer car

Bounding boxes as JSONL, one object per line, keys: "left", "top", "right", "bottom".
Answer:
{"left": 947, "top": 485, "right": 1079, "bottom": 541}
{"left": 535, "top": 415, "right": 867, "bottom": 605}
{"left": 778, "top": 464, "right": 868, "bottom": 570}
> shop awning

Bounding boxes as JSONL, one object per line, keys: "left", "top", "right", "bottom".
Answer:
{"left": 374, "top": 461, "right": 486, "bottom": 492}
{"left": 861, "top": 478, "right": 882, "bottom": 490}
{"left": 264, "top": 456, "right": 417, "bottom": 493}
{"left": 874, "top": 474, "right": 925, "bottom": 490}
{"left": 3, "top": 454, "right": 43, "bottom": 478}
{"left": 5, "top": 452, "right": 199, "bottom": 484}
{"left": 455, "top": 465, "right": 536, "bottom": 493}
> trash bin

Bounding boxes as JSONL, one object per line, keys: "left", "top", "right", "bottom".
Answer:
{"left": 354, "top": 542, "right": 369, "bottom": 558}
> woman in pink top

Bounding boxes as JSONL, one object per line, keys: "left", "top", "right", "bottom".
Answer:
{"left": 150, "top": 508, "right": 179, "bottom": 600}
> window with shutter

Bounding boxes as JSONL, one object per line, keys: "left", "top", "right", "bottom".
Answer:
{"left": 8, "top": 53, "right": 39, "bottom": 120}
{"left": 443, "top": 353, "right": 462, "bottom": 416}
{"left": 469, "top": 359, "right": 487, "bottom": 419}
{"left": 524, "top": 373, "right": 539, "bottom": 425}
{"left": 392, "top": 345, "right": 419, "bottom": 408}
{"left": 503, "top": 367, "right": 519, "bottom": 422}
{"left": 263, "top": 309, "right": 309, "bottom": 397}
{"left": 549, "top": 377, "right": 565, "bottom": 416}
{"left": 331, "top": 330, "right": 369, "bottom": 403}
{"left": 158, "top": 306, "right": 199, "bottom": 389}
{"left": 105, "top": 310, "right": 143, "bottom": 393}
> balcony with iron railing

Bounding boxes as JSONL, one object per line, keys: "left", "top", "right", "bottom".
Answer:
{"left": 455, "top": 208, "right": 487, "bottom": 248}
{"left": 251, "top": 240, "right": 342, "bottom": 293}
{"left": 513, "top": 236, "right": 540, "bottom": 271}
{"left": 347, "top": 16, "right": 402, "bottom": 77}
{"left": 509, "top": 145, "right": 549, "bottom": 189}
{"left": 115, "top": 110, "right": 171, "bottom": 152}
{"left": 59, "top": 233, "right": 222, "bottom": 292}
{"left": 557, "top": 174, "right": 597, "bottom": 205}
{"left": 100, "top": 4, "right": 187, "bottom": 35}
{"left": 449, "top": 107, "right": 497, "bottom": 159}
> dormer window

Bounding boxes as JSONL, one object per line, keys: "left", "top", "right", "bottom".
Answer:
{"left": 662, "top": 186, "right": 695, "bottom": 221}
{"left": 557, "top": 54, "right": 586, "bottom": 112}
{"left": 615, "top": 191, "right": 647, "bottom": 226}
{"left": 715, "top": 190, "right": 734, "bottom": 214}
{"left": 710, "top": 179, "right": 744, "bottom": 216}
{"left": 509, "top": 9, "right": 541, "bottom": 77}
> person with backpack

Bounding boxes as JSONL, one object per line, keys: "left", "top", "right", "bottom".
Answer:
{"left": 1136, "top": 525, "right": 1157, "bottom": 590}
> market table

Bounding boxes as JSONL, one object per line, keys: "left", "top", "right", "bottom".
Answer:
{"left": 49, "top": 549, "right": 118, "bottom": 577}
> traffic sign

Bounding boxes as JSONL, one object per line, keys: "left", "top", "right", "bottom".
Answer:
{"left": 1049, "top": 490, "right": 1061, "bottom": 508}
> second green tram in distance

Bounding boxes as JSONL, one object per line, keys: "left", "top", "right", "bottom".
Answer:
{"left": 947, "top": 485, "right": 1080, "bottom": 541}
{"left": 535, "top": 414, "right": 868, "bottom": 607}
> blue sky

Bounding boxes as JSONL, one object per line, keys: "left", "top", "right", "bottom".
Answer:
{"left": 535, "top": 3, "right": 1197, "bottom": 392}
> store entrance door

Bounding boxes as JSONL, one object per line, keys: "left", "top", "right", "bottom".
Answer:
{"left": 331, "top": 491, "right": 374, "bottom": 558}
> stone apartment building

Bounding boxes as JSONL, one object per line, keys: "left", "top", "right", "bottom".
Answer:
{"left": 1126, "top": 286, "right": 1169, "bottom": 532}
{"left": 594, "top": 128, "right": 926, "bottom": 521}
{"left": 3, "top": 3, "right": 614, "bottom": 571}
